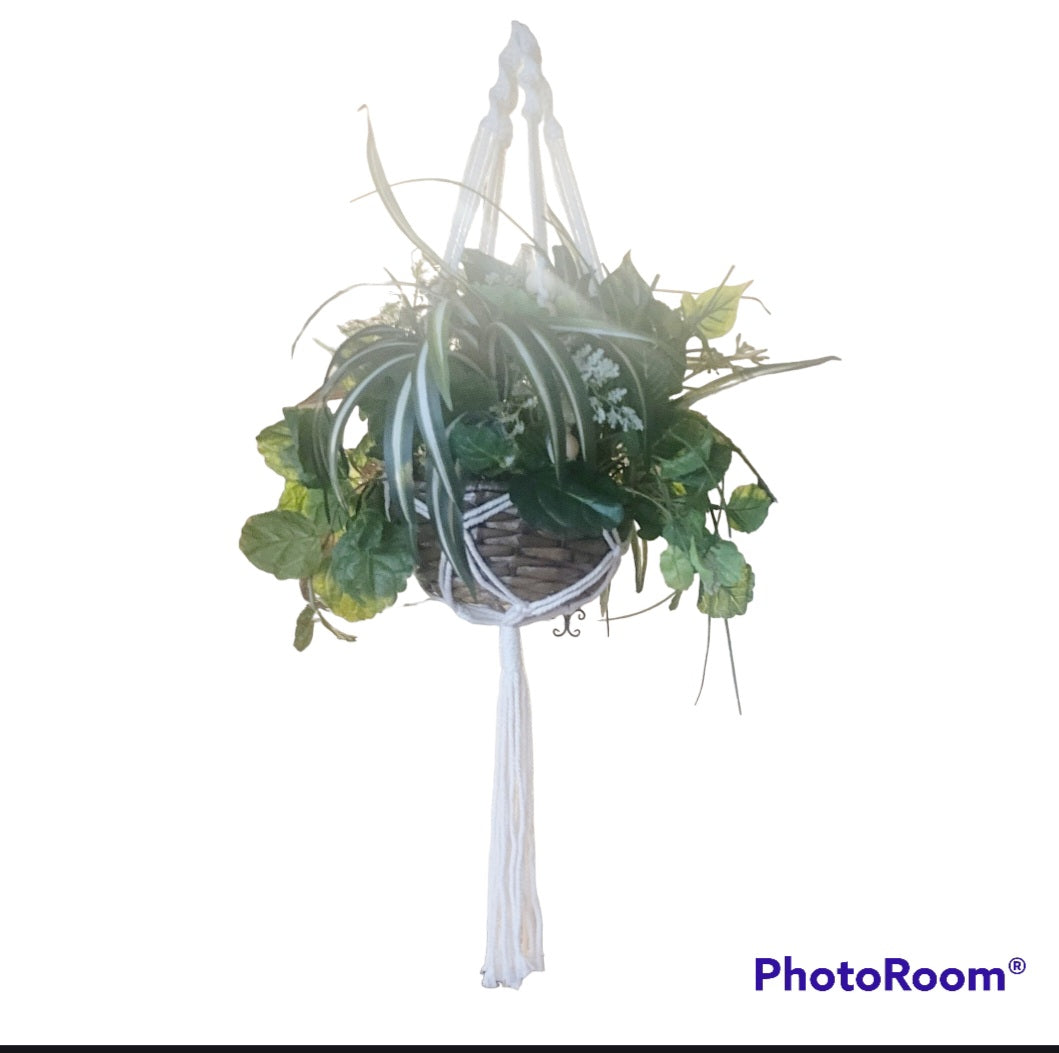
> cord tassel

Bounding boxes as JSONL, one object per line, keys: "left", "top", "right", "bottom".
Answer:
{"left": 481, "top": 625, "right": 544, "bottom": 988}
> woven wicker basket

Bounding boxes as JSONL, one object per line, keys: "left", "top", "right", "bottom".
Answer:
{"left": 415, "top": 481, "right": 615, "bottom": 614}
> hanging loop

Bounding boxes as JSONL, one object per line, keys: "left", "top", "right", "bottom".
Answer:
{"left": 443, "top": 21, "right": 601, "bottom": 281}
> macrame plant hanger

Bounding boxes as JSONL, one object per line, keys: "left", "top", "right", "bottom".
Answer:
{"left": 434, "top": 22, "right": 612, "bottom": 990}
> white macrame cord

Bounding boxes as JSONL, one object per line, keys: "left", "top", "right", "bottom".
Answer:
{"left": 429, "top": 22, "right": 612, "bottom": 990}
{"left": 414, "top": 495, "right": 621, "bottom": 989}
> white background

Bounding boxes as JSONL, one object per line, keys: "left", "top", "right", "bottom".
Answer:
{"left": 1, "top": 0, "right": 1056, "bottom": 1044}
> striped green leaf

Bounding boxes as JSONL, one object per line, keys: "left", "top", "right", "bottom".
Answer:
{"left": 525, "top": 323, "right": 596, "bottom": 466}
{"left": 678, "top": 356, "right": 839, "bottom": 408}
{"left": 382, "top": 372, "right": 418, "bottom": 547}
{"left": 362, "top": 110, "right": 445, "bottom": 271}
{"left": 327, "top": 353, "right": 415, "bottom": 503}
{"left": 426, "top": 300, "right": 453, "bottom": 410}
{"left": 492, "top": 321, "right": 568, "bottom": 484}
{"left": 412, "top": 342, "right": 460, "bottom": 504}
{"left": 549, "top": 318, "right": 655, "bottom": 344}
{"left": 426, "top": 466, "right": 476, "bottom": 598}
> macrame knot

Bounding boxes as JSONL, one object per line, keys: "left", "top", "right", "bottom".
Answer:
{"left": 414, "top": 483, "right": 622, "bottom": 629}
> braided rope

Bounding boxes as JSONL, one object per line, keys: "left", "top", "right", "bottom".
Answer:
{"left": 443, "top": 21, "right": 602, "bottom": 282}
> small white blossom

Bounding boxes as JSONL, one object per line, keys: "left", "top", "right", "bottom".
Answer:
{"left": 573, "top": 344, "right": 620, "bottom": 386}
{"left": 572, "top": 344, "right": 643, "bottom": 433}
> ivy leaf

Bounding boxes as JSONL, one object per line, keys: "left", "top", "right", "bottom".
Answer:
{"left": 294, "top": 605, "right": 315, "bottom": 651}
{"left": 239, "top": 510, "right": 324, "bottom": 580}
{"left": 256, "top": 421, "right": 302, "bottom": 481}
{"left": 726, "top": 484, "right": 773, "bottom": 533}
{"left": 449, "top": 416, "right": 517, "bottom": 475}
{"left": 698, "top": 562, "right": 755, "bottom": 617}
{"left": 655, "top": 412, "right": 732, "bottom": 491}
{"left": 681, "top": 280, "right": 753, "bottom": 341}
{"left": 627, "top": 492, "right": 666, "bottom": 541}
{"left": 328, "top": 509, "right": 415, "bottom": 605}
{"left": 472, "top": 281, "right": 547, "bottom": 322}
{"left": 278, "top": 480, "right": 332, "bottom": 535}
{"left": 697, "top": 537, "right": 747, "bottom": 595}
{"left": 659, "top": 545, "right": 695, "bottom": 591}
{"left": 283, "top": 405, "right": 334, "bottom": 490}
{"left": 312, "top": 568, "right": 393, "bottom": 623}
{"left": 508, "top": 463, "right": 625, "bottom": 538}
{"left": 598, "top": 253, "right": 654, "bottom": 328}
{"left": 461, "top": 248, "right": 523, "bottom": 285}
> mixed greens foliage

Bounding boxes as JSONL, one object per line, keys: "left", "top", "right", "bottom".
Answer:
{"left": 241, "top": 241, "right": 836, "bottom": 650}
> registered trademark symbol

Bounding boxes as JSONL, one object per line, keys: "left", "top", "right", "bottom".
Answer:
{"left": 1008, "top": 957, "right": 1026, "bottom": 974}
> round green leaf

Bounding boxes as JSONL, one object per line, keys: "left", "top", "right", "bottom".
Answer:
{"left": 239, "top": 510, "right": 324, "bottom": 580}
{"left": 698, "top": 562, "right": 755, "bottom": 618}
{"left": 659, "top": 545, "right": 695, "bottom": 591}
{"left": 725, "top": 484, "right": 773, "bottom": 533}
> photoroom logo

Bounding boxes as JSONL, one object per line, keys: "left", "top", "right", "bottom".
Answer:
{"left": 755, "top": 956, "right": 1025, "bottom": 992}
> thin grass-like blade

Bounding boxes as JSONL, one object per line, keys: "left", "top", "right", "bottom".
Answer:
{"left": 678, "top": 356, "right": 840, "bottom": 408}
{"left": 427, "top": 465, "right": 476, "bottom": 598}
{"left": 361, "top": 108, "right": 445, "bottom": 271}
{"left": 328, "top": 353, "right": 415, "bottom": 503}
{"left": 493, "top": 321, "right": 568, "bottom": 483}
{"left": 550, "top": 318, "right": 655, "bottom": 343}
{"left": 382, "top": 372, "right": 418, "bottom": 548}
{"left": 426, "top": 300, "right": 453, "bottom": 410}
{"left": 525, "top": 323, "right": 596, "bottom": 466}
{"left": 412, "top": 342, "right": 460, "bottom": 504}
{"left": 321, "top": 336, "right": 420, "bottom": 399}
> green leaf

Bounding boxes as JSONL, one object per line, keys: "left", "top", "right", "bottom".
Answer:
{"left": 329, "top": 352, "right": 416, "bottom": 503}
{"left": 525, "top": 323, "right": 597, "bottom": 466}
{"left": 425, "top": 465, "right": 477, "bottom": 597}
{"left": 493, "top": 321, "right": 569, "bottom": 484}
{"left": 659, "top": 545, "right": 695, "bottom": 591}
{"left": 239, "top": 510, "right": 324, "bottom": 580}
{"left": 283, "top": 406, "right": 333, "bottom": 490}
{"left": 697, "top": 538, "right": 747, "bottom": 595}
{"left": 362, "top": 110, "right": 445, "bottom": 270}
{"left": 427, "top": 300, "right": 454, "bottom": 410}
{"left": 678, "top": 356, "right": 840, "bottom": 408}
{"left": 471, "top": 281, "right": 547, "bottom": 321}
{"left": 698, "top": 562, "right": 755, "bottom": 617}
{"left": 312, "top": 568, "right": 391, "bottom": 623}
{"left": 725, "top": 484, "right": 773, "bottom": 533}
{"left": 627, "top": 492, "right": 666, "bottom": 541}
{"left": 278, "top": 480, "right": 331, "bottom": 535}
{"left": 256, "top": 421, "right": 301, "bottom": 481}
{"left": 382, "top": 372, "right": 418, "bottom": 544}
{"left": 461, "top": 248, "right": 524, "bottom": 285}
{"left": 682, "top": 280, "right": 753, "bottom": 340}
{"left": 598, "top": 252, "right": 654, "bottom": 328}
{"left": 508, "top": 464, "right": 624, "bottom": 538}
{"left": 655, "top": 412, "right": 732, "bottom": 491}
{"left": 448, "top": 352, "right": 499, "bottom": 415}
{"left": 294, "top": 605, "right": 315, "bottom": 651}
{"left": 413, "top": 342, "right": 461, "bottom": 504}
{"left": 449, "top": 416, "right": 517, "bottom": 475}
{"left": 328, "top": 509, "right": 415, "bottom": 605}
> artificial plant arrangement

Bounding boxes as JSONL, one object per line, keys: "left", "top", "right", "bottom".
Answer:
{"left": 239, "top": 22, "right": 835, "bottom": 989}
{"left": 239, "top": 189, "right": 835, "bottom": 657}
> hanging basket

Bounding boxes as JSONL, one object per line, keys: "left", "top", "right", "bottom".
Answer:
{"left": 239, "top": 19, "right": 837, "bottom": 992}
{"left": 415, "top": 481, "right": 621, "bottom": 620}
